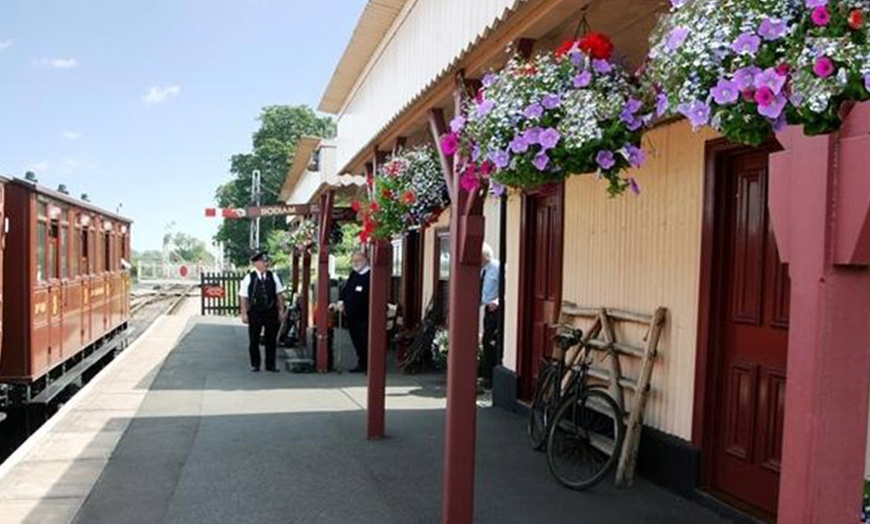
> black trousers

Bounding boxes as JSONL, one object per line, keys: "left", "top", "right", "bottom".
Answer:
{"left": 248, "top": 309, "right": 279, "bottom": 370}
{"left": 347, "top": 318, "right": 368, "bottom": 370}
{"left": 481, "top": 308, "right": 499, "bottom": 380}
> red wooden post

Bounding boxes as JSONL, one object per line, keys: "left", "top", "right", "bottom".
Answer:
{"left": 367, "top": 239, "right": 392, "bottom": 439}
{"left": 768, "top": 102, "right": 870, "bottom": 522}
{"left": 291, "top": 250, "right": 299, "bottom": 294}
{"left": 300, "top": 248, "right": 312, "bottom": 350}
{"left": 431, "top": 73, "right": 486, "bottom": 524}
{"left": 316, "top": 191, "right": 335, "bottom": 372}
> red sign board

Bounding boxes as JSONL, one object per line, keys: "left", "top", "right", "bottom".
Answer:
{"left": 202, "top": 285, "right": 226, "bottom": 299}
{"left": 179, "top": 265, "right": 189, "bottom": 278}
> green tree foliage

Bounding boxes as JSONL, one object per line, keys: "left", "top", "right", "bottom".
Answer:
{"left": 168, "top": 232, "right": 215, "bottom": 264}
{"left": 214, "top": 105, "right": 335, "bottom": 265}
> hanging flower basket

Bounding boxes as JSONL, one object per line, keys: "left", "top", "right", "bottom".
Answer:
{"left": 646, "top": 0, "right": 870, "bottom": 145}
{"left": 355, "top": 145, "right": 450, "bottom": 243}
{"left": 286, "top": 219, "right": 317, "bottom": 250}
{"left": 447, "top": 32, "right": 653, "bottom": 197}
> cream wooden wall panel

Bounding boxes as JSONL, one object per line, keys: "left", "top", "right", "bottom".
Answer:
{"left": 421, "top": 210, "right": 451, "bottom": 310}
{"left": 335, "top": 0, "right": 524, "bottom": 170}
{"left": 561, "top": 121, "right": 716, "bottom": 440}
{"left": 502, "top": 193, "right": 523, "bottom": 372}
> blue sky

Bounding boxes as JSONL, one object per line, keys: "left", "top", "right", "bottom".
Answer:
{"left": 0, "top": 0, "right": 364, "bottom": 251}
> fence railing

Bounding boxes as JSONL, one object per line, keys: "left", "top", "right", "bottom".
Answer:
{"left": 201, "top": 271, "right": 246, "bottom": 316}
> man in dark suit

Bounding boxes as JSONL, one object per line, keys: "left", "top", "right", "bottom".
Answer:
{"left": 239, "top": 251, "right": 286, "bottom": 372}
{"left": 338, "top": 251, "right": 370, "bottom": 373}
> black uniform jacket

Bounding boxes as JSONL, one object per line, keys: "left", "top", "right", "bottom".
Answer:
{"left": 340, "top": 269, "right": 370, "bottom": 324}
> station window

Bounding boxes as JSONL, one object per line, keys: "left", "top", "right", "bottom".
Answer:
{"left": 81, "top": 229, "right": 91, "bottom": 274}
{"left": 37, "top": 222, "right": 46, "bottom": 282}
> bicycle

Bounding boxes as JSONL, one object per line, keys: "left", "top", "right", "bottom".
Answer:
{"left": 545, "top": 337, "right": 626, "bottom": 491}
{"left": 527, "top": 325, "right": 584, "bottom": 450}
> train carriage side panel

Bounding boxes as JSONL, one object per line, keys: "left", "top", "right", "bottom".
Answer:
{"left": 0, "top": 183, "right": 34, "bottom": 381}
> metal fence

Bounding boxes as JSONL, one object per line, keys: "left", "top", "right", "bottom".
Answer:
{"left": 200, "top": 271, "right": 247, "bottom": 316}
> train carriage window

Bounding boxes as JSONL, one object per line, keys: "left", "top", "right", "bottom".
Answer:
{"left": 73, "top": 225, "right": 80, "bottom": 276}
{"left": 48, "top": 222, "right": 59, "bottom": 280}
{"left": 60, "top": 225, "right": 68, "bottom": 278}
{"left": 37, "top": 222, "right": 47, "bottom": 282}
{"left": 104, "top": 232, "right": 111, "bottom": 272}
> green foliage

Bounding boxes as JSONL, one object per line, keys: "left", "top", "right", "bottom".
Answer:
{"left": 214, "top": 105, "right": 336, "bottom": 265}
{"left": 168, "top": 232, "right": 215, "bottom": 264}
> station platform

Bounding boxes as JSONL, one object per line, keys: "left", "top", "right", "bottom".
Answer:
{"left": 0, "top": 302, "right": 735, "bottom": 523}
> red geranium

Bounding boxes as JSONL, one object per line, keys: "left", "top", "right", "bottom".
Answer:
{"left": 402, "top": 190, "right": 416, "bottom": 205}
{"left": 555, "top": 39, "right": 578, "bottom": 58}
{"left": 579, "top": 32, "right": 614, "bottom": 60}
{"left": 351, "top": 199, "right": 361, "bottom": 212}
{"left": 382, "top": 188, "right": 393, "bottom": 199}
{"left": 849, "top": 9, "right": 864, "bottom": 30}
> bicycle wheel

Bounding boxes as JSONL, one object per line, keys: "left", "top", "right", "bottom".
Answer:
{"left": 546, "top": 388, "right": 625, "bottom": 490}
{"left": 528, "top": 363, "right": 557, "bottom": 450}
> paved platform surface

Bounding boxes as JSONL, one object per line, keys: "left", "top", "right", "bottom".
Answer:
{"left": 0, "top": 306, "right": 734, "bottom": 523}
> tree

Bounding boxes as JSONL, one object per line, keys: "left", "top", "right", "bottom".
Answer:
{"left": 214, "top": 105, "right": 336, "bottom": 265}
{"left": 170, "top": 232, "right": 215, "bottom": 263}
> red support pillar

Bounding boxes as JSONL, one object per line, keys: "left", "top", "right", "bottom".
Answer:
{"left": 316, "top": 191, "right": 335, "bottom": 373}
{"left": 367, "top": 239, "right": 392, "bottom": 439}
{"left": 769, "top": 102, "right": 870, "bottom": 522}
{"left": 291, "top": 250, "right": 300, "bottom": 294}
{"left": 430, "top": 73, "right": 486, "bottom": 524}
{"left": 300, "top": 248, "right": 312, "bottom": 350}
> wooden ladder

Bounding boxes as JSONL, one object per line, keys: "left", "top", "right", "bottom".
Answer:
{"left": 558, "top": 301, "right": 667, "bottom": 487}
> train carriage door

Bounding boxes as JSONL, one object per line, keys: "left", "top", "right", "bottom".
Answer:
{"left": 103, "top": 225, "right": 111, "bottom": 331}
{"left": 79, "top": 217, "right": 91, "bottom": 345}
{"left": 46, "top": 207, "right": 63, "bottom": 364}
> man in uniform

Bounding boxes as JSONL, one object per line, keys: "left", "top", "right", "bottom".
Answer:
{"left": 480, "top": 243, "right": 501, "bottom": 389}
{"left": 239, "top": 251, "right": 286, "bottom": 372}
{"left": 337, "top": 251, "right": 371, "bottom": 373}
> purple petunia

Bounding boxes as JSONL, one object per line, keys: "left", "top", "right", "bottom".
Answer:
{"left": 449, "top": 116, "right": 466, "bottom": 133}
{"left": 629, "top": 177, "right": 641, "bottom": 195}
{"left": 490, "top": 181, "right": 506, "bottom": 197}
{"left": 592, "top": 59, "right": 613, "bottom": 74}
{"left": 574, "top": 71, "right": 592, "bottom": 88}
{"left": 488, "top": 149, "right": 510, "bottom": 170}
{"left": 755, "top": 67, "right": 787, "bottom": 94}
{"left": 679, "top": 100, "right": 711, "bottom": 129}
{"left": 542, "top": 93, "right": 562, "bottom": 109}
{"left": 733, "top": 66, "right": 762, "bottom": 90}
{"left": 509, "top": 134, "right": 530, "bottom": 154}
{"left": 523, "top": 127, "right": 543, "bottom": 145}
{"left": 472, "top": 144, "right": 482, "bottom": 162}
{"left": 732, "top": 32, "right": 761, "bottom": 55}
{"left": 806, "top": 0, "right": 827, "bottom": 7}
{"left": 772, "top": 114, "right": 788, "bottom": 132}
{"left": 814, "top": 56, "right": 835, "bottom": 78}
{"left": 711, "top": 78, "right": 740, "bottom": 105}
{"left": 656, "top": 93, "right": 669, "bottom": 117}
{"left": 758, "top": 18, "right": 787, "bottom": 40}
{"left": 623, "top": 98, "right": 643, "bottom": 115}
{"left": 624, "top": 144, "right": 646, "bottom": 167}
{"left": 524, "top": 103, "right": 544, "bottom": 119}
{"left": 670, "top": 0, "right": 686, "bottom": 7}
{"left": 532, "top": 152, "right": 550, "bottom": 171}
{"left": 596, "top": 150, "right": 616, "bottom": 170}
{"left": 666, "top": 26, "right": 690, "bottom": 51}
{"left": 758, "top": 93, "right": 787, "bottom": 119}
{"left": 538, "top": 128, "right": 561, "bottom": 150}
{"left": 864, "top": 75, "right": 870, "bottom": 93}
{"left": 482, "top": 73, "right": 498, "bottom": 87}
{"left": 476, "top": 100, "right": 495, "bottom": 118}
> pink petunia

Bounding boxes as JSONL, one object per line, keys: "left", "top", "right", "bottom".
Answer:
{"left": 813, "top": 56, "right": 835, "bottom": 78}
{"left": 440, "top": 133, "right": 459, "bottom": 156}
{"left": 811, "top": 6, "right": 830, "bottom": 26}
{"left": 755, "top": 86, "right": 776, "bottom": 107}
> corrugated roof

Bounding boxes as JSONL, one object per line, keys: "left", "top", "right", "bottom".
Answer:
{"left": 318, "top": 0, "right": 410, "bottom": 114}
{"left": 281, "top": 136, "right": 322, "bottom": 201}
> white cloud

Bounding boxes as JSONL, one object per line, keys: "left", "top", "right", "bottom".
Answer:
{"left": 143, "top": 85, "right": 181, "bottom": 105}
{"left": 0, "top": 40, "right": 13, "bottom": 51}
{"left": 27, "top": 161, "right": 49, "bottom": 173}
{"left": 62, "top": 131, "right": 82, "bottom": 140}
{"left": 34, "top": 57, "right": 78, "bottom": 69}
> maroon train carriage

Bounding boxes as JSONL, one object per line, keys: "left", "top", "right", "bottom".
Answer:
{"left": 0, "top": 178, "right": 132, "bottom": 405}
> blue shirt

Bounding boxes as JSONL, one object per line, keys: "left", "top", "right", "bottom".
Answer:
{"left": 480, "top": 260, "right": 500, "bottom": 306}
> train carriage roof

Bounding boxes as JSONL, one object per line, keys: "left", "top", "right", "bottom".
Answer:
{"left": 10, "top": 178, "right": 133, "bottom": 224}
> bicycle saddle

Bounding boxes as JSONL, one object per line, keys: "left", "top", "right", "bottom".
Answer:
{"left": 553, "top": 326, "right": 583, "bottom": 349}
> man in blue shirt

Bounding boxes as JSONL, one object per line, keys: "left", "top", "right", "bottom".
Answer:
{"left": 480, "top": 243, "right": 501, "bottom": 389}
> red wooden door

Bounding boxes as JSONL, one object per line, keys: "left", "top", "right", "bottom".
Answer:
{"left": 519, "top": 186, "right": 563, "bottom": 399}
{"left": 711, "top": 150, "right": 789, "bottom": 517}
